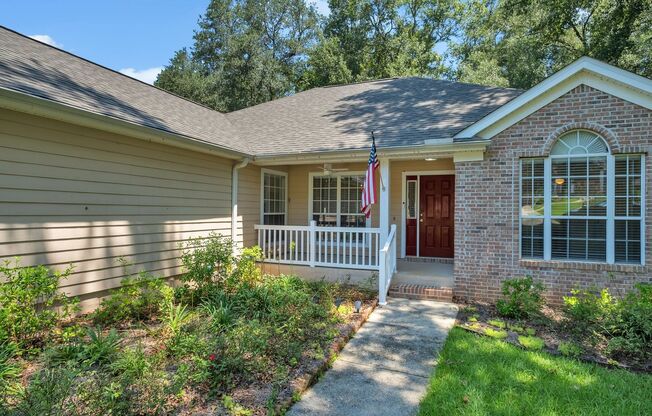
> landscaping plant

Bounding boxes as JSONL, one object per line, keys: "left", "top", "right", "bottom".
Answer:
{"left": 0, "top": 258, "right": 78, "bottom": 348}
{"left": 496, "top": 276, "right": 545, "bottom": 319}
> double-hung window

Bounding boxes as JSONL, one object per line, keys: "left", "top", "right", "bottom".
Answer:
{"left": 520, "top": 130, "right": 645, "bottom": 264}
{"left": 261, "top": 170, "right": 287, "bottom": 225}
{"left": 311, "top": 174, "right": 366, "bottom": 227}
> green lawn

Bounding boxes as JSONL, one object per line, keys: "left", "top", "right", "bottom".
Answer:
{"left": 419, "top": 328, "right": 652, "bottom": 416}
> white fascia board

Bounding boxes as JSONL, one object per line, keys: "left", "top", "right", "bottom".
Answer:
{"left": 455, "top": 57, "right": 652, "bottom": 140}
{"left": 252, "top": 141, "right": 489, "bottom": 166}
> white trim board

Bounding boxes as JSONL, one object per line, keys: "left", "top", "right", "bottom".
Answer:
{"left": 400, "top": 170, "right": 456, "bottom": 258}
{"left": 455, "top": 57, "right": 652, "bottom": 141}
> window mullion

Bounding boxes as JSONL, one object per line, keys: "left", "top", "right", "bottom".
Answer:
{"left": 336, "top": 176, "right": 341, "bottom": 227}
{"left": 641, "top": 155, "right": 647, "bottom": 266}
{"left": 544, "top": 158, "right": 552, "bottom": 261}
{"left": 606, "top": 154, "right": 615, "bottom": 264}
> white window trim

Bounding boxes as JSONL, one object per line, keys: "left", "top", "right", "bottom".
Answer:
{"left": 308, "top": 171, "right": 370, "bottom": 227}
{"left": 519, "top": 150, "right": 646, "bottom": 266}
{"left": 260, "top": 168, "right": 288, "bottom": 225}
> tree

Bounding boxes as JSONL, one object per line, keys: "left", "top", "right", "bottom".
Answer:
{"left": 449, "top": 0, "right": 652, "bottom": 89}
{"left": 155, "top": 0, "right": 320, "bottom": 112}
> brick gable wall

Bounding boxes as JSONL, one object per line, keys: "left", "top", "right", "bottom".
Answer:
{"left": 454, "top": 85, "right": 652, "bottom": 305}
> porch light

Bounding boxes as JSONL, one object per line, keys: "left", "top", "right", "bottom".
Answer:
{"left": 554, "top": 178, "right": 565, "bottom": 185}
{"left": 425, "top": 158, "right": 437, "bottom": 161}
{"left": 354, "top": 300, "right": 362, "bottom": 313}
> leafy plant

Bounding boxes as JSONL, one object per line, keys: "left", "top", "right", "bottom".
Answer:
{"left": 0, "top": 340, "right": 21, "bottom": 400}
{"left": 607, "top": 283, "right": 652, "bottom": 359}
{"left": 180, "top": 232, "right": 233, "bottom": 288}
{"left": 93, "top": 266, "right": 173, "bottom": 325}
{"left": 228, "top": 246, "right": 264, "bottom": 288}
{"left": 518, "top": 335, "right": 545, "bottom": 351}
{"left": 82, "top": 327, "right": 121, "bottom": 366}
{"left": 15, "top": 366, "right": 77, "bottom": 415}
{"left": 202, "top": 300, "right": 234, "bottom": 330}
{"left": 558, "top": 341, "right": 582, "bottom": 358}
{"left": 488, "top": 319, "right": 506, "bottom": 329}
{"left": 507, "top": 323, "right": 525, "bottom": 333}
{"left": 496, "top": 276, "right": 545, "bottom": 319}
{"left": 484, "top": 328, "right": 508, "bottom": 339}
{"left": 110, "top": 344, "right": 152, "bottom": 381}
{"left": 0, "top": 258, "right": 78, "bottom": 347}
{"left": 562, "top": 287, "right": 615, "bottom": 336}
{"left": 164, "top": 303, "right": 192, "bottom": 336}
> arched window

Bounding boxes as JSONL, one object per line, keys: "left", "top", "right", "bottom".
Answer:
{"left": 520, "top": 130, "right": 644, "bottom": 264}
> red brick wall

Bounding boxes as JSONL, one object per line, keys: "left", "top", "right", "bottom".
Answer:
{"left": 454, "top": 85, "right": 652, "bottom": 305}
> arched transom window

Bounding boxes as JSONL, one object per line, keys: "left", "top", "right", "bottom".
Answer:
{"left": 520, "top": 130, "right": 645, "bottom": 264}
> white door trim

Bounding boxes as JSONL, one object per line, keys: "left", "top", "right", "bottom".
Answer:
{"left": 400, "top": 170, "right": 455, "bottom": 258}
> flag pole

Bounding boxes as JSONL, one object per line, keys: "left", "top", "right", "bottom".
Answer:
{"left": 372, "top": 131, "right": 386, "bottom": 191}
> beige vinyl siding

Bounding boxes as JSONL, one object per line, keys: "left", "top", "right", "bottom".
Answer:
{"left": 0, "top": 108, "right": 235, "bottom": 300}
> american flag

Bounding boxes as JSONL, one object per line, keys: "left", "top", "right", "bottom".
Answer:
{"left": 361, "top": 132, "right": 380, "bottom": 218}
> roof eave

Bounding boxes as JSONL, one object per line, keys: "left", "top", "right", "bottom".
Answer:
{"left": 0, "top": 87, "right": 252, "bottom": 160}
{"left": 252, "top": 140, "right": 489, "bottom": 166}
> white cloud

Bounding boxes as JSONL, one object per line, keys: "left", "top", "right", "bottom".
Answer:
{"left": 29, "top": 34, "right": 63, "bottom": 48}
{"left": 118, "top": 67, "right": 164, "bottom": 85}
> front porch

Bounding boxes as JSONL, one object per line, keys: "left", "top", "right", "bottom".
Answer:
{"left": 244, "top": 153, "right": 476, "bottom": 302}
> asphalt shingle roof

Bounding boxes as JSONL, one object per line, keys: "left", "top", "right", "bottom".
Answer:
{"left": 0, "top": 26, "right": 523, "bottom": 158}
{"left": 227, "top": 78, "right": 522, "bottom": 155}
{"left": 0, "top": 27, "right": 249, "bottom": 154}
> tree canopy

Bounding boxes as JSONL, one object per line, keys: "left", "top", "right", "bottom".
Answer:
{"left": 155, "top": 0, "right": 652, "bottom": 111}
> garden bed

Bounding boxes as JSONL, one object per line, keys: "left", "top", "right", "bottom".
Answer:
{"left": 456, "top": 300, "right": 651, "bottom": 373}
{"left": 1, "top": 237, "right": 378, "bottom": 415}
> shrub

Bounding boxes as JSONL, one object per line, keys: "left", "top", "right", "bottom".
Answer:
{"left": 488, "top": 319, "right": 506, "bottom": 329}
{"left": 558, "top": 341, "right": 582, "bottom": 358}
{"left": 110, "top": 344, "right": 152, "bottom": 381}
{"left": 562, "top": 287, "right": 615, "bottom": 335}
{"left": 180, "top": 232, "right": 233, "bottom": 288}
{"left": 15, "top": 366, "right": 77, "bottom": 415}
{"left": 607, "top": 283, "right": 652, "bottom": 359}
{"left": 228, "top": 246, "right": 264, "bottom": 288}
{"left": 518, "top": 335, "right": 545, "bottom": 351}
{"left": 484, "top": 328, "right": 508, "bottom": 339}
{"left": 93, "top": 269, "right": 173, "bottom": 325}
{"left": 496, "top": 276, "right": 545, "bottom": 319}
{"left": 0, "top": 259, "right": 78, "bottom": 347}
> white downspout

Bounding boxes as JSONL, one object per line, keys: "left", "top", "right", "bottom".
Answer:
{"left": 231, "top": 158, "right": 250, "bottom": 254}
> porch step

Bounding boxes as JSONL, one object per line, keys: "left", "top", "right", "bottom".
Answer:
{"left": 388, "top": 283, "right": 453, "bottom": 302}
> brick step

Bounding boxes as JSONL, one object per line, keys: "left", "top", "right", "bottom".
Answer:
{"left": 388, "top": 284, "right": 453, "bottom": 302}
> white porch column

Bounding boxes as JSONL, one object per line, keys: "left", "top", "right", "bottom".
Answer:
{"left": 379, "top": 157, "right": 391, "bottom": 245}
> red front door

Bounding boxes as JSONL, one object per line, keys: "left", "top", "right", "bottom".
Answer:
{"left": 419, "top": 175, "right": 454, "bottom": 257}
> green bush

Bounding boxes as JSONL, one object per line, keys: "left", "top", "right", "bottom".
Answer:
{"left": 562, "top": 287, "right": 615, "bottom": 335}
{"left": 496, "top": 276, "right": 545, "bottom": 319}
{"left": 15, "top": 366, "right": 78, "bottom": 415}
{"left": 488, "top": 319, "right": 506, "bottom": 329}
{"left": 1, "top": 340, "right": 21, "bottom": 401}
{"left": 93, "top": 269, "right": 173, "bottom": 325}
{"left": 484, "top": 328, "right": 508, "bottom": 339}
{"left": 228, "top": 246, "right": 264, "bottom": 288}
{"left": 0, "top": 259, "right": 78, "bottom": 347}
{"left": 518, "top": 335, "right": 545, "bottom": 350}
{"left": 82, "top": 327, "right": 121, "bottom": 367}
{"left": 180, "top": 232, "right": 233, "bottom": 288}
{"left": 558, "top": 341, "right": 582, "bottom": 358}
{"left": 607, "top": 283, "right": 652, "bottom": 359}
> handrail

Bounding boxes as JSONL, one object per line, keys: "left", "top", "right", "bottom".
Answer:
{"left": 378, "top": 224, "right": 397, "bottom": 305}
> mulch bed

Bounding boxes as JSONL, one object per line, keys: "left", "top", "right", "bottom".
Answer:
{"left": 455, "top": 300, "right": 651, "bottom": 373}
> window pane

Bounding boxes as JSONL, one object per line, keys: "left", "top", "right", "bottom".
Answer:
{"left": 521, "top": 223, "right": 544, "bottom": 259}
{"left": 615, "top": 220, "right": 641, "bottom": 264}
{"left": 407, "top": 181, "right": 417, "bottom": 219}
{"left": 551, "top": 219, "right": 606, "bottom": 261}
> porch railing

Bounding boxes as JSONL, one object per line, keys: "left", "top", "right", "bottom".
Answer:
{"left": 254, "top": 221, "right": 381, "bottom": 269}
{"left": 378, "top": 224, "right": 397, "bottom": 305}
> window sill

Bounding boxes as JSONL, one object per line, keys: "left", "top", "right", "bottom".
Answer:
{"left": 519, "top": 259, "right": 647, "bottom": 273}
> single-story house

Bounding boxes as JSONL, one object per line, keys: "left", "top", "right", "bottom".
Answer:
{"left": 1, "top": 26, "right": 650, "bottom": 309}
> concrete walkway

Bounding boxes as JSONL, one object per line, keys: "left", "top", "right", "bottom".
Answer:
{"left": 287, "top": 298, "right": 458, "bottom": 416}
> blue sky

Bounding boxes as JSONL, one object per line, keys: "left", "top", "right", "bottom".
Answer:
{"left": 2, "top": 0, "right": 330, "bottom": 84}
